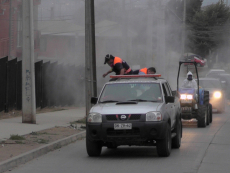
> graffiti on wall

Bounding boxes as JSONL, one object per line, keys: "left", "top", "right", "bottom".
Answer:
{"left": 25, "top": 69, "right": 31, "bottom": 102}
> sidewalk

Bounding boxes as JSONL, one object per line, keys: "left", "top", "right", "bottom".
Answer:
{"left": 0, "top": 107, "right": 85, "bottom": 142}
{"left": 0, "top": 107, "right": 86, "bottom": 173}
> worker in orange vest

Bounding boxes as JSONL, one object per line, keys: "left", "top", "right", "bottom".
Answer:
{"left": 103, "top": 54, "right": 133, "bottom": 77}
{"left": 133, "top": 67, "right": 156, "bottom": 75}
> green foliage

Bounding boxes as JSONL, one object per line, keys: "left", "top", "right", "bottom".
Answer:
{"left": 15, "top": 141, "right": 25, "bottom": 144}
{"left": 10, "top": 134, "right": 25, "bottom": 140}
{"left": 76, "top": 118, "right": 86, "bottom": 124}
{"left": 186, "top": 0, "right": 203, "bottom": 23}
{"left": 70, "top": 117, "right": 86, "bottom": 125}
{"left": 188, "top": 1, "right": 230, "bottom": 56}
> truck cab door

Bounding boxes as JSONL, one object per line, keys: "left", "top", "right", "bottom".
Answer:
{"left": 162, "top": 83, "right": 176, "bottom": 128}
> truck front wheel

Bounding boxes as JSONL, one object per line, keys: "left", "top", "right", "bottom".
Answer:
{"left": 86, "top": 133, "right": 102, "bottom": 157}
{"left": 156, "top": 124, "right": 171, "bottom": 157}
{"left": 172, "top": 118, "right": 182, "bottom": 148}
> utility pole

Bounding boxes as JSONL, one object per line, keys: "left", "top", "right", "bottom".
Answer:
{"left": 22, "top": 0, "right": 36, "bottom": 124}
{"left": 146, "top": 0, "right": 154, "bottom": 66}
{"left": 122, "top": 0, "right": 128, "bottom": 59}
{"left": 156, "top": 0, "right": 166, "bottom": 78}
{"left": 90, "top": 0, "right": 97, "bottom": 98}
{"left": 85, "top": 0, "right": 97, "bottom": 116}
{"left": 8, "top": 0, "right": 12, "bottom": 59}
{"left": 182, "top": 0, "right": 186, "bottom": 56}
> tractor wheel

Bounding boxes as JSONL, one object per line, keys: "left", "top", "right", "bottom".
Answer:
{"left": 209, "top": 103, "right": 212, "bottom": 123}
{"left": 204, "top": 91, "right": 210, "bottom": 126}
{"left": 206, "top": 104, "right": 210, "bottom": 126}
{"left": 204, "top": 91, "right": 209, "bottom": 105}
{"left": 197, "top": 105, "right": 207, "bottom": 128}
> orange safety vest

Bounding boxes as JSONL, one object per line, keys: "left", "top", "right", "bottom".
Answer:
{"left": 113, "top": 57, "right": 123, "bottom": 65}
{"left": 113, "top": 57, "right": 131, "bottom": 74}
{"left": 139, "top": 68, "right": 148, "bottom": 74}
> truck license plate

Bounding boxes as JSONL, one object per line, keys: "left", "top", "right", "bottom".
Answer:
{"left": 181, "top": 100, "right": 192, "bottom": 103}
{"left": 114, "top": 123, "right": 132, "bottom": 130}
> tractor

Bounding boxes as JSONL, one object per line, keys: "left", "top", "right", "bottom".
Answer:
{"left": 177, "top": 61, "right": 212, "bottom": 127}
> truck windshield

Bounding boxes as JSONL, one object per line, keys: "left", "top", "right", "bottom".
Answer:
{"left": 99, "top": 83, "right": 162, "bottom": 103}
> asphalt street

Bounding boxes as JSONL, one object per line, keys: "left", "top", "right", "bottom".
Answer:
{"left": 7, "top": 106, "right": 230, "bottom": 173}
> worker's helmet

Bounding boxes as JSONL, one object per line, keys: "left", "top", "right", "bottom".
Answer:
{"left": 104, "top": 54, "right": 111, "bottom": 64}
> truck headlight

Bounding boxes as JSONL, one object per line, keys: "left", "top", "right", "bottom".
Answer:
{"left": 87, "top": 112, "right": 102, "bottom": 123}
{"left": 214, "top": 91, "right": 221, "bottom": 99}
{"left": 180, "top": 94, "right": 193, "bottom": 100}
{"left": 146, "top": 112, "right": 162, "bottom": 121}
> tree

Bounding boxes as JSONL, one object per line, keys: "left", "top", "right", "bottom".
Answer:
{"left": 188, "top": 1, "right": 230, "bottom": 57}
{"left": 186, "top": 0, "right": 203, "bottom": 24}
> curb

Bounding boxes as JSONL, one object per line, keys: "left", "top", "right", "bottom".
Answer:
{"left": 0, "top": 131, "right": 86, "bottom": 173}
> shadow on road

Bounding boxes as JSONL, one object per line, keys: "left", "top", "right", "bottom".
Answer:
{"left": 99, "top": 147, "right": 159, "bottom": 158}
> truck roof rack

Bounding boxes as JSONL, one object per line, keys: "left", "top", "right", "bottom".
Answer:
{"left": 110, "top": 74, "right": 161, "bottom": 79}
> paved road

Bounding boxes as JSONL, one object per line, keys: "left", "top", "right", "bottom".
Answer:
{"left": 7, "top": 107, "right": 230, "bottom": 173}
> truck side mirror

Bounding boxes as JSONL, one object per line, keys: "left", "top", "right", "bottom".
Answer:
{"left": 91, "top": 97, "right": 98, "bottom": 104}
{"left": 172, "top": 91, "right": 179, "bottom": 97}
{"left": 165, "top": 96, "right": 175, "bottom": 103}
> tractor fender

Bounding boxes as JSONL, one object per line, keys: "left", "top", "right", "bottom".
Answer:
{"left": 199, "top": 88, "right": 205, "bottom": 105}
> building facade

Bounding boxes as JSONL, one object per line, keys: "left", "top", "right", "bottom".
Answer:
{"left": 0, "top": 0, "right": 40, "bottom": 60}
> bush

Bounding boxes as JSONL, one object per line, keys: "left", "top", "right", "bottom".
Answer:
{"left": 10, "top": 134, "right": 25, "bottom": 140}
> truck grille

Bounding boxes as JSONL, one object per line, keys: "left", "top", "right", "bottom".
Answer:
{"left": 129, "top": 114, "right": 141, "bottom": 120}
{"left": 105, "top": 114, "right": 142, "bottom": 121}
{"left": 106, "top": 115, "right": 117, "bottom": 121}
{"left": 107, "top": 128, "right": 140, "bottom": 136}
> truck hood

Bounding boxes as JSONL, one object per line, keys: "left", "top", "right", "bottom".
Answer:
{"left": 90, "top": 102, "right": 163, "bottom": 114}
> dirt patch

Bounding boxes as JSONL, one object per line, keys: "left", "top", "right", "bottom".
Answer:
{"left": 0, "top": 106, "right": 76, "bottom": 120}
{"left": 0, "top": 125, "right": 85, "bottom": 163}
